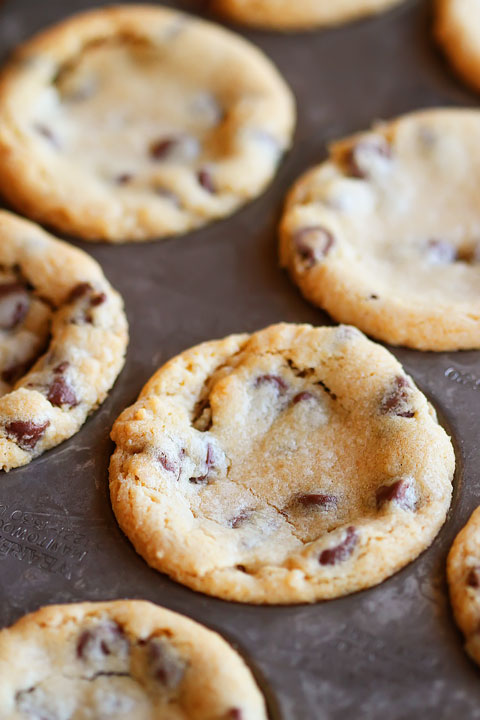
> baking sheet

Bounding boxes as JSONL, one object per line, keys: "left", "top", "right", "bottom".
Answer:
{"left": 0, "top": 0, "right": 479, "bottom": 717}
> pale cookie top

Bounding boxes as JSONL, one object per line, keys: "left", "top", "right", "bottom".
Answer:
{"left": 435, "top": 0, "right": 480, "bottom": 94}
{"left": 0, "top": 600, "right": 267, "bottom": 719}
{"left": 0, "top": 5, "right": 295, "bottom": 243}
{"left": 0, "top": 211, "right": 128, "bottom": 473}
{"left": 447, "top": 507, "right": 480, "bottom": 667}
{"left": 110, "top": 323, "right": 454, "bottom": 604}
{"left": 209, "top": 0, "right": 406, "bottom": 29}
{"left": 280, "top": 109, "right": 480, "bottom": 351}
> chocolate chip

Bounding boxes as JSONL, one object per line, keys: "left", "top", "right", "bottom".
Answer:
{"left": 189, "top": 444, "right": 215, "bottom": 484}
{"left": 116, "top": 173, "right": 133, "bottom": 185}
{"left": 158, "top": 453, "right": 177, "bottom": 474}
{"left": 77, "top": 621, "right": 129, "bottom": 662}
{"left": 5, "top": 420, "right": 49, "bottom": 450}
{"left": 68, "top": 282, "right": 93, "bottom": 303}
{"left": 53, "top": 361, "right": 70, "bottom": 374}
{"left": 0, "top": 282, "right": 30, "bottom": 330}
{"left": 230, "top": 509, "right": 251, "bottom": 528}
{"left": 293, "top": 226, "right": 335, "bottom": 269}
{"left": 255, "top": 375, "right": 288, "bottom": 393}
{"left": 467, "top": 568, "right": 480, "bottom": 588}
{"left": 346, "top": 136, "right": 392, "bottom": 178}
{"left": 381, "top": 376, "right": 415, "bottom": 418}
{"left": 47, "top": 376, "right": 78, "bottom": 408}
{"left": 376, "top": 478, "right": 416, "bottom": 511}
{"left": 90, "top": 292, "right": 107, "bottom": 307}
{"left": 425, "top": 239, "right": 457, "bottom": 264}
{"left": 226, "top": 710, "right": 243, "bottom": 720}
{"left": 296, "top": 493, "right": 338, "bottom": 509}
{"left": 197, "top": 168, "right": 216, "bottom": 194}
{"left": 150, "top": 138, "right": 177, "bottom": 161}
{"left": 293, "top": 391, "right": 315, "bottom": 404}
{"left": 144, "top": 636, "right": 187, "bottom": 690}
{"left": 319, "top": 526, "right": 358, "bottom": 566}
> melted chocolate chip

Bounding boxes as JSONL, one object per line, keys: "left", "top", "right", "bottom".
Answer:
{"left": 293, "top": 391, "right": 315, "bottom": 404}
{"left": 145, "top": 636, "right": 187, "bottom": 690}
{"left": 77, "top": 621, "right": 129, "bottom": 662}
{"left": 0, "top": 282, "right": 30, "bottom": 330}
{"left": 197, "top": 168, "right": 216, "bottom": 194}
{"left": 467, "top": 567, "right": 480, "bottom": 588}
{"left": 296, "top": 493, "right": 338, "bottom": 509}
{"left": 293, "top": 226, "right": 335, "bottom": 269}
{"left": 376, "top": 478, "right": 416, "bottom": 511}
{"left": 381, "top": 376, "right": 415, "bottom": 418}
{"left": 319, "top": 526, "right": 358, "bottom": 566}
{"left": 68, "top": 282, "right": 93, "bottom": 303}
{"left": 189, "top": 444, "right": 215, "bottom": 484}
{"left": 47, "top": 376, "right": 78, "bottom": 408}
{"left": 255, "top": 374, "right": 288, "bottom": 393}
{"left": 5, "top": 420, "right": 49, "bottom": 450}
{"left": 346, "top": 136, "right": 392, "bottom": 178}
{"left": 425, "top": 239, "right": 457, "bottom": 265}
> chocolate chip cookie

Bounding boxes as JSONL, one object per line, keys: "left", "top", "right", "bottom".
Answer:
{"left": 110, "top": 323, "right": 454, "bottom": 604}
{"left": 0, "top": 5, "right": 295, "bottom": 243}
{"left": 435, "top": 0, "right": 480, "bottom": 94}
{"left": 280, "top": 108, "right": 480, "bottom": 350}
{"left": 0, "top": 211, "right": 128, "bottom": 472}
{"left": 0, "top": 600, "right": 267, "bottom": 718}
{"left": 447, "top": 507, "right": 480, "bottom": 667}
{"left": 209, "top": 0, "right": 406, "bottom": 30}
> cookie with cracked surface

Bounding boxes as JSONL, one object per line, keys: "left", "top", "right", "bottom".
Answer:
{"left": 280, "top": 108, "right": 480, "bottom": 351}
{"left": 435, "top": 0, "right": 480, "bottom": 94}
{"left": 0, "top": 210, "right": 128, "bottom": 472}
{"left": 0, "top": 5, "right": 295, "bottom": 243}
{"left": 208, "top": 0, "right": 406, "bottom": 30}
{"left": 447, "top": 507, "right": 480, "bottom": 667}
{"left": 109, "top": 323, "right": 454, "bottom": 604}
{"left": 0, "top": 600, "right": 267, "bottom": 719}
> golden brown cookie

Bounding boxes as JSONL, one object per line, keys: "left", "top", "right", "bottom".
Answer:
{"left": 110, "top": 323, "right": 454, "bottom": 604}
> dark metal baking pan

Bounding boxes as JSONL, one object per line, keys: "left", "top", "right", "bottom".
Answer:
{"left": 0, "top": 0, "right": 479, "bottom": 717}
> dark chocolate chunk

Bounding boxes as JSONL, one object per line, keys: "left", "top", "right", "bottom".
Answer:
{"left": 149, "top": 138, "right": 178, "bottom": 161}
{"left": 189, "top": 444, "right": 215, "bottom": 484}
{"left": 5, "top": 420, "right": 49, "bottom": 450}
{"left": 381, "top": 375, "right": 415, "bottom": 418}
{"left": 68, "top": 282, "right": 93, "bottom": 303}
{"left": 376, "top": 478, "right": 416, "bottom": 511}
{"left": 90, "top": 292, "right": 107, "bottom": 307}
{"left": 47, "top": 376, "right": 78, "bottom": 408}
{"left": 0, "top": 282, "right": 30, "bottom": 330}
{"left": 319, "top": 526, "right": 358, "bottom": 566}
{"left": 158, "top": 453, "right": 177, "bottom": 475}
{"left": 296, "top": 493, "right": 338, "bottom": 509}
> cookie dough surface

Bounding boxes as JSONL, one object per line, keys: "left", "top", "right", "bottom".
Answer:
{"left": 110, "top": 323, "right": 454, "bottom": 604}
{"left": 0, "top": 210, "right": 128, "bottom": 472}
{"left": 0, "top": 600, "right": 267, "bottom": 719}
{"left": 280, "top": 109, "right": 480, "bottom": 350}
{"left": 0, "top": 5, "right": 295, "bottom": 243}
{"left": 435, "top": 0, "right": 480, "bottom": 94}
{"left": 447, "top": 507, "right": 480, "bottom": 667}
{"left": 209, "top": 0, "right": 406, "bottom": 29}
